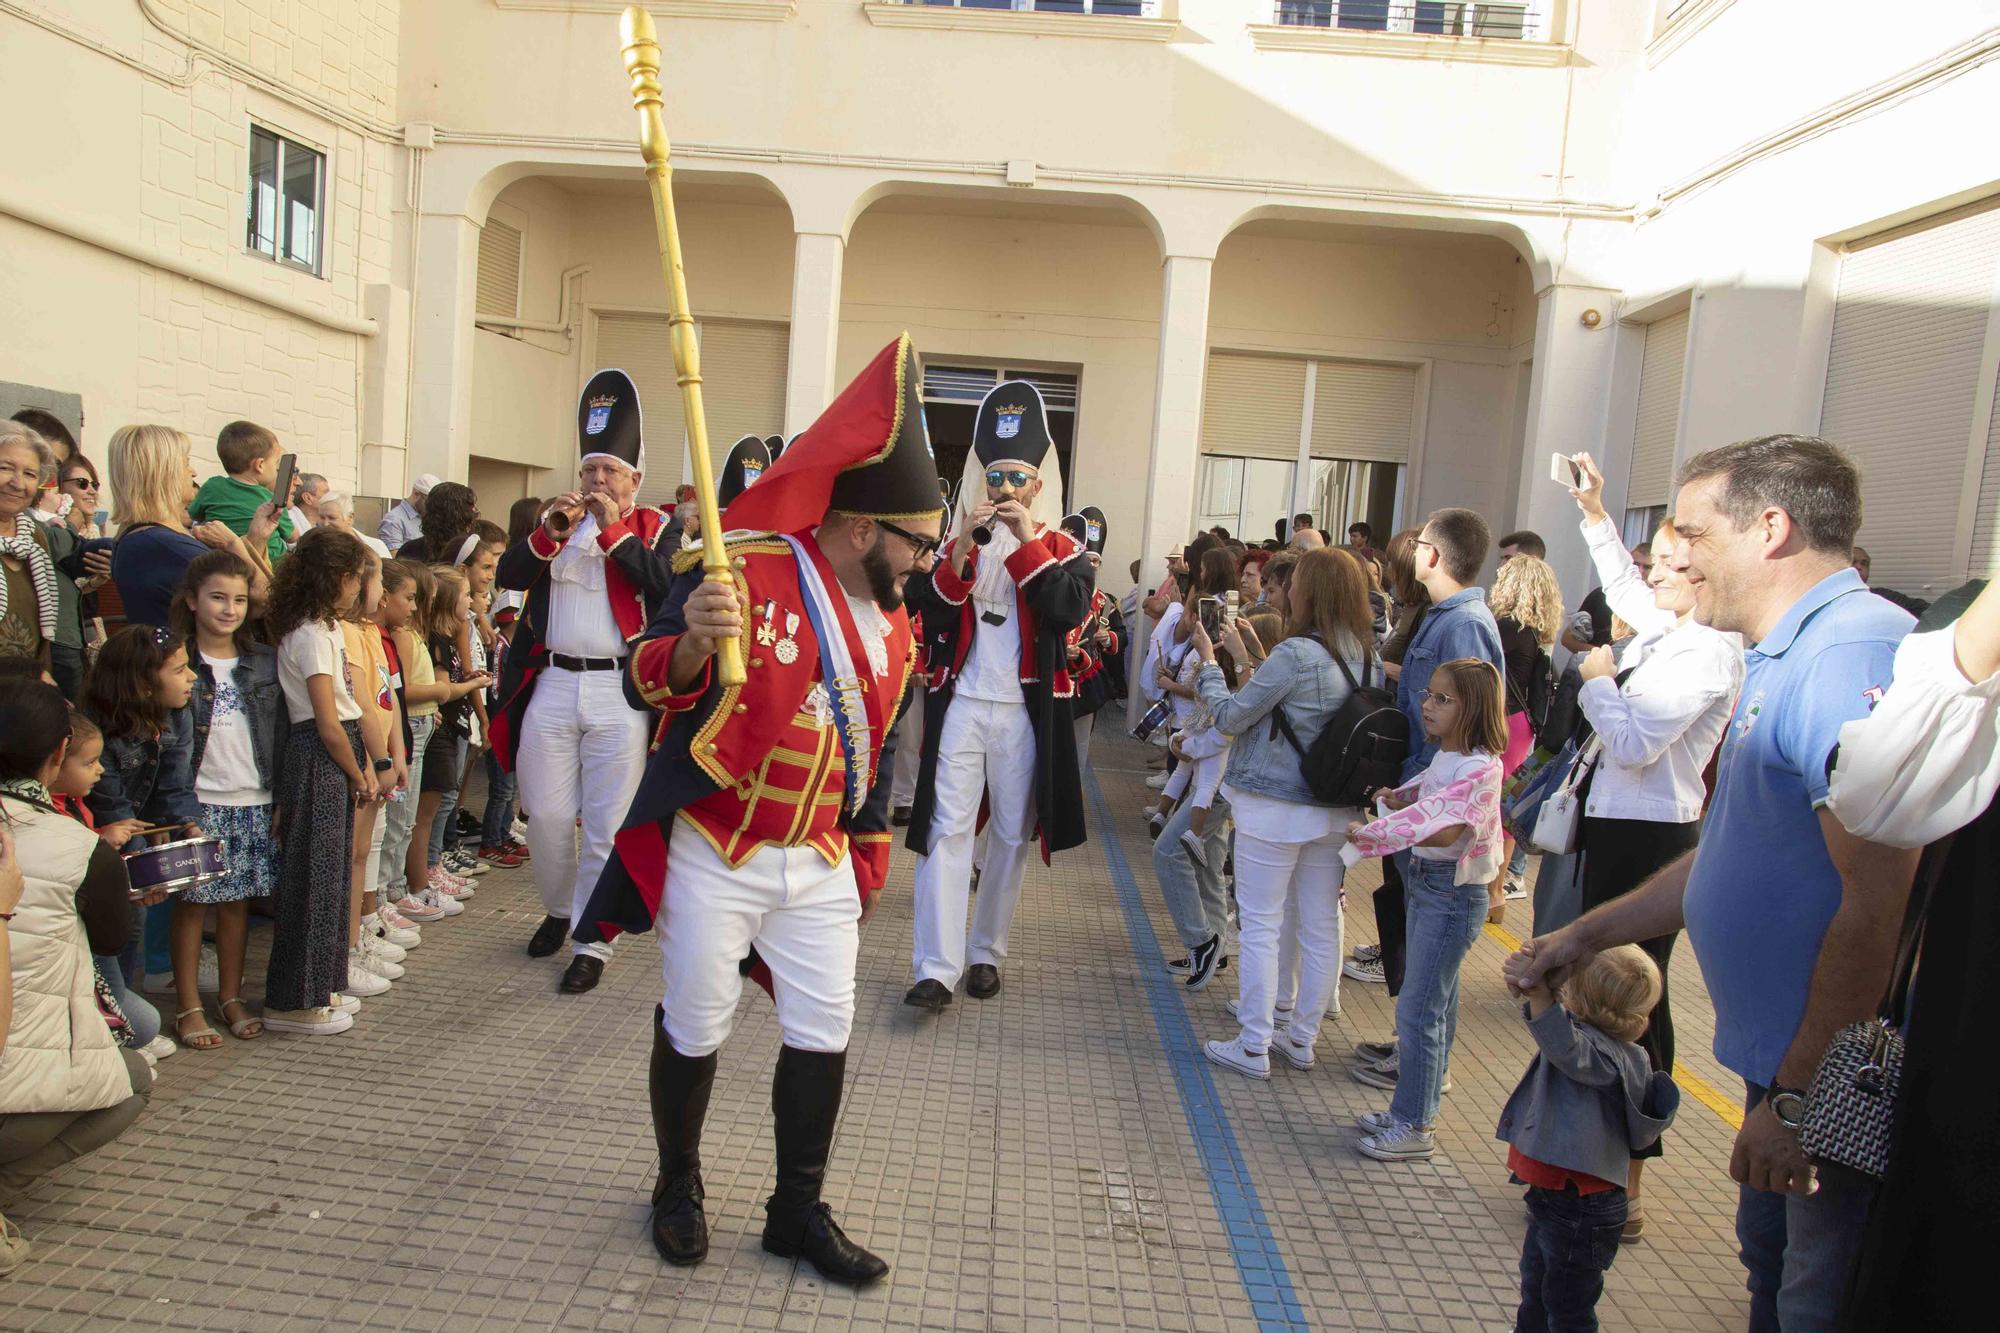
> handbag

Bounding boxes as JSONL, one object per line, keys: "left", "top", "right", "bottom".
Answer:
{"left": 1798, "top": 834, "right": 1948, "bottom": 1179}
{"left": 1526, "top": 736, "right": 1599, "bottom": 855}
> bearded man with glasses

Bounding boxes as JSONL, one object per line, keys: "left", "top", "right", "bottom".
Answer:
{"left": 901, "top": 380, "right": 1095, "bottom": 1013}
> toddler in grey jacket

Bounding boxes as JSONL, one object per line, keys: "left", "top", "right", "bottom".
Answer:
{"left": 1497, "top": 945, "right": 1679, "bottom": 1333}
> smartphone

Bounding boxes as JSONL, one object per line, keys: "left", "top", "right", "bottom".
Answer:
{"left": 1197, "top": 595, "right": 1224, "bottom": 639}
{"left": 273, "top": 452, "right": 298, "bottom": 509}
{"left": 1222, "top": 589, "right": 1239, "bottom": 628}
{"left": 1550, "top": 452, "right": 1581, "bottom": 488}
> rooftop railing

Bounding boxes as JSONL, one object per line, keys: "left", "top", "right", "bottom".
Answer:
{"left": 901, "top": 1, "right": 1158, "bottom": 15}
{"left": 1273, "top": 1, "right": 1549, "bottom": 41}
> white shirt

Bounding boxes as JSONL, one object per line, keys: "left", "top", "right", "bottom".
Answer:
{"left": 956, "top": 594, "right": 1024, "bottom": 704}
{"left": 545, "top": 514, "right": 627, "bottom": 658}
{"left": 286, "top": 506, "right": 314, "bottom": 539}
{"left": 1224, "top": 785, "right": 1341, "bottom": 844}
{"left": 277, "top": 622, "right": 361, "bottom": 725}
{"left": 1140, "top": 601, "right": 1185, "bottom": 703}
{"left": 1827, "top": 624, "right": 2000, "bottom": 848}
{"left": 1575, "top": 515, "right": 1744, "bottom": 824}
{"left": 356, "top": 532, "right": 390, "bottom": 559}
{"left": 195, "top": 653, "right": 271, "bottom": 806}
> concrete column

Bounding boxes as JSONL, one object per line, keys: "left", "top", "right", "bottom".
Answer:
{"left": 1128, "top": 252, "right": 1213, "bottom": 718}
{"left": 785, "top": 230, "right": 845, "bottom": 435}
{"left": 406, "top": 211, "right": 481, "bottom": 484}
{"left": 1516, "top": 283, "right": 1622, "bottom": 596}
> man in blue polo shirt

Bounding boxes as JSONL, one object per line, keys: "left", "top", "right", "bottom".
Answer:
{"left": 1505, "top": 435, "right": 1919, "bottom": 1333}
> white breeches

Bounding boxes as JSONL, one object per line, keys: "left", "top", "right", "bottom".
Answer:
{"left": 656, "top": 817, "right": 861, "bottom": 1057}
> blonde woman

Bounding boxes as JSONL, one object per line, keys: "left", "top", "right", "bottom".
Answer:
{"left": 106, "top": 425, "right": 272, "bottom": 626}
{"left": 1486, "top": 553, "right": 1564, "bottom": 923}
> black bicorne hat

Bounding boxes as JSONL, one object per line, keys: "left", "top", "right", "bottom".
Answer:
{"left": 719, "top": 435, "right": 772, "bottom": 508}
{"left": 763, "top": 434, "right": 786, "bottom": 464}
{"left": 577, "top": 368, "right": 644, "bottom": 474}
{"left": 1062, "top": 505, "right": 1108, "bottom": 557}
{"left": 972, "top": 380, "right": 1053, "bottom": 472}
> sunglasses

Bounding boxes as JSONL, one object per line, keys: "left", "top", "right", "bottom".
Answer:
{"left": 61, "top": 477, "right": 97, "bottom": 491}
{"left": 875, "top": 518, "right": 940, "bottom": 562}
{"left": 985, "top": 469, "right": 1035, "bottom": 490}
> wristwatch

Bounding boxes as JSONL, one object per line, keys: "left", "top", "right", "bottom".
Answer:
{"left": 1768, "top": 1085, "right": 1808, "bottom": 1131}
{"left": 373, "top": 757, "right": 394, "bottom": 774}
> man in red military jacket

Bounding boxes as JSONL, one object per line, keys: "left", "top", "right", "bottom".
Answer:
{"left": 575, "top": 334, "right": 944, "bottom": 1287}
{"left": 493, "top": 368, "right": 676, "bottom": 994}
{"left": 902, "top": 381, "right": 1094, "bottom": 1012}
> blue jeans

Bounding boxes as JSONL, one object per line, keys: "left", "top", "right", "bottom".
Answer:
{"left": 94, "top": 952, "right": 160, "bottom": 1048}
{"left": 1389, "top": 852, "right": 1488, "bottom": 1127}
{"left": 1509, "top": 841, "right": 1530, "bottom": 879}
{"left": 1153, "top": 793, "right": 1232, "bottom": 952}
{"left": 480, "top": 745, "right": 517, "bottom": 850}
{"left": 142, "top": 900, "right": 172, "bottom": 977}
{"left": 380, "top": 713, "right": 435, "bottom": 898}
{"left": 1516, "top": 1183, "right": 1627, "bottom": 1332}
{"left": 1735, "top": 1083, "right": 1878, "bottom": 1333}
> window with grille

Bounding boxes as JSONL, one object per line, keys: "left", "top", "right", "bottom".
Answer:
{"left": 247, "top": 126, "right": 325, "bottom": 276}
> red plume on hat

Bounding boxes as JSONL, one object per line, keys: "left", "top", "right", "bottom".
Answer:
{"left": 721, "top": 333, "right": 946, "bottom": 537}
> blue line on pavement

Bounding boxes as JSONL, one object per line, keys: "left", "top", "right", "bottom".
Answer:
{"left": 1082, "top": 768, "right": 1308, "bottom": 1332}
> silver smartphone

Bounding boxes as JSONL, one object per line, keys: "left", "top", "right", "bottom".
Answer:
{"left": 1550, "top": 452, "right": 1581, "bottom": 487}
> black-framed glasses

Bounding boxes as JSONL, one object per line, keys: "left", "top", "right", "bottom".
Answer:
{"left": 875, "top": 518, "right": 941, "bottom": 562}
{"left": 1411, "top": 537, "right": 1436, "bottom": 552}
{"left": 60, "top": 476, "right": 97, "bottom": 491}
{"left": 1419, "top": 687, "right": 1457, "bottom": 707}
{"left": 985, "top": 469, "right": 1035, "bottom": 490}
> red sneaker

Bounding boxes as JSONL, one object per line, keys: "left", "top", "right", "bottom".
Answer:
{"left": 503, "top": 839, "right": 531, "bottom": 861}
{"left": 479, "top": 844, "right": 527, "bottom": 869}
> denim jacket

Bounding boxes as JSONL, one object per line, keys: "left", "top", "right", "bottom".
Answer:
{"left": 88, "top": 706, "right": 201, "bottom": 829}
{"left": 190, "top": 643, "right": 283, "bottom": 793}
{"left": 1495, "top": 1002, "right": 1680, "bottom": 1186}
{"left": 1194, "top": 633, "right": 1369, "bottom": 807}
{"left": 1395, "top": 587, "right": 1503, "bottom": 779}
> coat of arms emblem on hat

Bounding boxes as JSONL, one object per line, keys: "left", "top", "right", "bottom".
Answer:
{"left": 994, "top": 404, "right": 1024, "bottom": 440}
{"left": 585, "top": 393, "right": 617, "bottom": 436}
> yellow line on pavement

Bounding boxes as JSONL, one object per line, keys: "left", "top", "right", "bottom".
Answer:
{"left": 1482, "top": 922, "right": 1744, "bottom": 1131}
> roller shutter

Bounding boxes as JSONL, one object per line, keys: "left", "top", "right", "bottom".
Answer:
{"left": 476, "top": 219, "right": 522, "bottom": 320}
{"left": 1200, "top": 352, "right": 1306, "bottom": 461}
{"left": 1308, "top": 359, "right": 1416, "bottom": 463}
{"left": 1822, "top": 201, "right": 2000, "bottom": 594}
{"left": 1627, "top": 309, "right": 1689, "bottom": 510}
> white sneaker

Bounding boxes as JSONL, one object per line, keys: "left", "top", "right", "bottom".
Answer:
{"left": 418, "top": 886, "right": 464, "bottom": 917}
{"left": 330, "top": 992, "right": 362, "bottom": 1015}
{"left": 1145, "top": 771, "right": 1170, "bottom": 790}
{"left": 511, "top": 818, "right": 530, "bottom": 844}
{"left": 393, "top": 893, "right": 447, "bottom": 924}
{"left": 143, "top": 943, "right": 219, "bottom": 994}
{"left": 447, "top": 851, "right": 488, "bottom": 877}
{"left": 361, "top": 917, "right": 410, "bottom": 961}
{"left": 1203, "top": 1036, "right": 1270, "bottom": 1081}
{"left": 367, "top": 912, "right": 419, "bottom": 951}
{"left": 141, "top": 1034, "right": 178, "bottom": 1062}
{"left": 1503, "top": 875, "right": 1530, "bottom": 902}
{"left": 355, "top": 939, "right": 405, "bottom": 981}
{"left": 1342, "top": 956, "right": 1387, "bottom": 984}
{"left": 263, "top": 1006, "right": 354, "bottom": 1036}
{"left": 1356, "top": 1109, "right": 1402, "bottom": 1134}
{"left": 1357, "top": 1120, "right": 1435, "bottom": 1162}
{"left": 137, "top": 1044, "right": 159, "bottom": 1069}
{"left": 343, "top": 956, "right": 391, "bottom": 996}
{"left": 1273, "top": 1030, "right": 1316, "bottom": 1071}
{"left": 430, "top": 866, "right": 475, "bottom": 900}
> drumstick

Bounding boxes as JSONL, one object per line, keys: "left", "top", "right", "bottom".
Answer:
{"left": 128, "top": 821, "right": 190, "bottom": 839}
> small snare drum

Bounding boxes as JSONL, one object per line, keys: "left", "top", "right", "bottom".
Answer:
{"left": 124, "top": 836, "right": 227, "bottom": 897}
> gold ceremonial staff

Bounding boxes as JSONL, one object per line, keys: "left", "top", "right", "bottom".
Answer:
{"left": 619, "top": 5, "right": 744, "bottom": 686}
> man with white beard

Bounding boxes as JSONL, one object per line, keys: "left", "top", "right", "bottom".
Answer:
{"left": 902, "top": 381, "right": 1095, "bottom": 1010}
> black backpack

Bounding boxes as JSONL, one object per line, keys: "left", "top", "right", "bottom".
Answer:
{"left": 1270, "top": 641, "right": 1411, "bottom": 807}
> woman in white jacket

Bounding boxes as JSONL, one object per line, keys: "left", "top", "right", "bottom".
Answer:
{"left": 0, "top": 679, "right": 154, "bottom": 1275}
{"left": 1564, "top": 452, "right": 1743, "bottom": 1240}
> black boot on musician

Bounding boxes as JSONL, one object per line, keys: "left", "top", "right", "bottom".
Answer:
{"left": 648, "top": 1008, "right": 717, "bottom": 1267}
{"left": 526, "top": 915, "right": 569, "bottom": 958}
{"left": 760, "top": 1046, "right": 888, "bottom": 1286}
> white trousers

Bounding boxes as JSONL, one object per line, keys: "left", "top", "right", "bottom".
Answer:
{"left": 517, "top": 667, "right": 650, "bottom": 960}
{"left": 657, "top": 817, "right": 861, "bottom": 1056}
{"left": 1231, "top": 827, "right": 1347, "bottom": 1053}
{"left": 1073, "top": 711, "right": 1095, "bottom": 769}
{"left": 889, "top": 699, "right": 923, "bottom": 809}
{"left": 912, "top": 695, "right": 1037, "bottom": 987}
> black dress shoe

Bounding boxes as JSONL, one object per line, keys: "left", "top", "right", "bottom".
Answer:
{"left": 902, "top": 979, "right": 952, "bottom": 1011}
{"left": 966, "top": 963, "right": 1001, "bottom": 999}
{"left": 526, "top": 915, "right": 569, "bottom": 958}
{"left": 890, "top": 805, "right": 912, "bottom": 827}
{"left": 651, "top": 1170, "right": 708, "bottom": 1265}
{"left": 763, "top": 1201, "right": 888, "bottom": 1286}
{"left": 559, "top": 955, "right": 605, "bottom": 993}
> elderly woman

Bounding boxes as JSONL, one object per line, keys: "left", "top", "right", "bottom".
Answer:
{"left": 0, "top": 422, "right": 62, "bottom": 675}
{"left": 315, "top": 490, "right": 390, "bottom": 557}
{"left": 106, "top": 425, "right": 272, "bottom": 627}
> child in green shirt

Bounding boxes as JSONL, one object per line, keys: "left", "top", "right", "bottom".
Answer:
{"left": 189, "top": 421, "right": 293, "bottom": 565}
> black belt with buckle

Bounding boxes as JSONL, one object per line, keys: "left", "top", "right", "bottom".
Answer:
{"left": 548, "top": 652, "right": 624, "bottom": 672}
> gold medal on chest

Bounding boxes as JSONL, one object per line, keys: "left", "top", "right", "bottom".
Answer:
{"left": 775, "top": 611, "right": 801, "bottom": 666}
{"left": 755, "top": 598, "right": 779, "bottom": 647}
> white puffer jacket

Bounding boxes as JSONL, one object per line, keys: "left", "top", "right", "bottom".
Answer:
{"left": 0, "top": 794, "right": 132, "bottom": 1115}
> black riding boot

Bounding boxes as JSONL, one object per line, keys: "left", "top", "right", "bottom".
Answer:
{"left": 760, "top": 1046, "right": 888, "bottom": 1285}
{"left": 648, "top": 1007, "right": 716, "bottom": 1266}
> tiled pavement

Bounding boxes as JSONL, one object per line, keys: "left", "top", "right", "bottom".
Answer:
{"left": 6, "top": 737, "right": 1752, "bottom": 1330}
